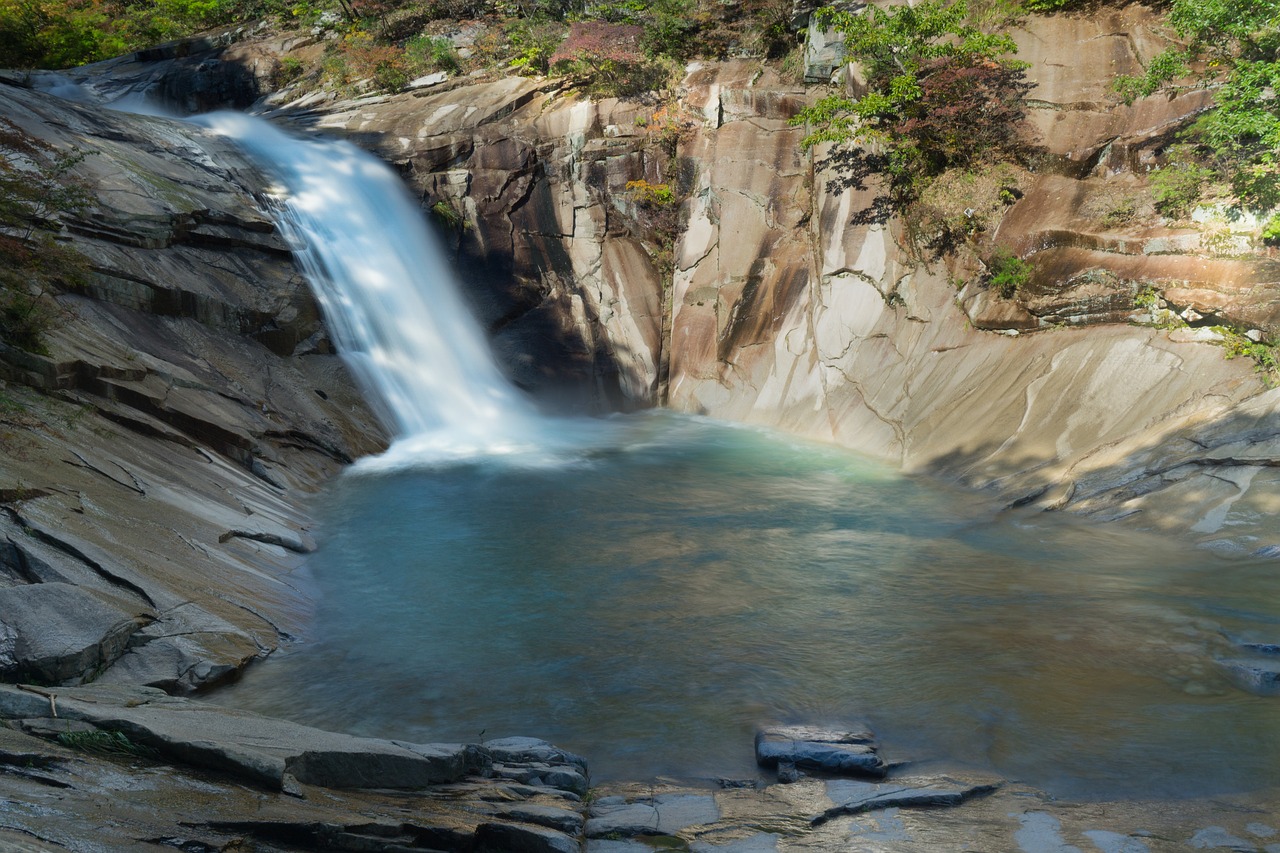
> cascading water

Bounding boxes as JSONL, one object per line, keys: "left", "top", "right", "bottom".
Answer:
{"left": 198, "top": 113, "right": 540, "bottom": 463}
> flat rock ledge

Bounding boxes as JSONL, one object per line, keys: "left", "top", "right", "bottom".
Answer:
{"left": 1, "top": 695, "right": 1278, "bottom": 852}
{"left": 0, "top": 683, "right": 588, "bottom": 797}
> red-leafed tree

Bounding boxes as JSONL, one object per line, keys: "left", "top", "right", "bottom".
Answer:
{"left": 895, "top": 55, "right": 1031, "bottom": 177}
{"left": 550, "top": 21, "right": 668, "bottom": 97}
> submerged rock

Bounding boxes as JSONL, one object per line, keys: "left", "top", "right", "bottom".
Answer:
{"left": 1216, "top": 659, "right": 1280, "bottom": 697}
{"left": 813, "top": 773, "right": 1001, "bottom": 825}
{"left": 754, "top": 725, "right": 885, "bottom": 778}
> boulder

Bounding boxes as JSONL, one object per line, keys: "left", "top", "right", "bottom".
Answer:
{"left": 1216, "top": 659, "right": 1280, "bottom": 697}
{"left": 754, "top": 725, "right": 885, "bottom": 778}
{"left": 0, "top": 583, "right": 150, "bottom": 684}
{"left": 474, "top": 821, "right": 580, "bottom": 853}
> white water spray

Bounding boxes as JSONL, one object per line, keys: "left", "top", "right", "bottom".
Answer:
{"left": 198, "top": 113, "right": 542, "bottom": 464}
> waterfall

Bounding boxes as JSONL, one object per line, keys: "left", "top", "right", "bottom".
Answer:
{"left": 197, "top": 113, "right": 540, "bottom": 463}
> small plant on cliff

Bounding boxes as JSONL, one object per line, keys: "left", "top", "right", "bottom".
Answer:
{"left": 0, "top": 118, "right": 93, "bottom": 355}
{"left": 1149, "top": 144, "right": 1212, "bottom": 220}
{"left": 57, "top": 729, "right": 157, "bottom": 759}
{"left": 986, "top": 248, "right": 1030, "bottom": 298}
{"left": 431, "top": 199, "right": 466, "bottom": 230}
{"left": 1214, "top": 326, "right": 1280, "bottom": 386}
{"left": 1133, "top": 283, "right": 1161, "bottom": 310}
{"left": 625, "top": 179, "right": 676, "bottom": 207}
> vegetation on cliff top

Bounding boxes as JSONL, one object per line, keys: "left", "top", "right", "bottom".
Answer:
{"left": 1111, "top": 0, "right": 1280, "bottom": 215}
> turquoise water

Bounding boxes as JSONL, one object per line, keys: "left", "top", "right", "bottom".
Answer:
{"left": 213, "top": 413, "right": 1280, "bottom": 799}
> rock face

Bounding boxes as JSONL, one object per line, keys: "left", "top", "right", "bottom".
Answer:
{"left": 266, "top": 74, "right": 671, "bottom": 412}
{"left": 0, "top": 79, "right": 386, "bottom": 692}
{"left": 657, "top": 21, "right": 1280, "bottom": 552}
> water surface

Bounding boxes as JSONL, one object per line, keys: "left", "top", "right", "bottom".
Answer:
{"left": 213, "top": 413, "right": 1280, "bottom": 800}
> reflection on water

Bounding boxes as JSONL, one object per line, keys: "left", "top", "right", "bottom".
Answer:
{"left": 211, "top": 413, "right": 1280, "bottom": 799}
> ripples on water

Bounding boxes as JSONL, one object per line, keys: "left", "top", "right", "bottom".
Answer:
{"left": 212, "top": 412, "right": 1280, "bottom": 800}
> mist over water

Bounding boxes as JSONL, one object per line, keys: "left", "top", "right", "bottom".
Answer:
{"left": 205, "top": 115, "right": 1280, "bottom": 801}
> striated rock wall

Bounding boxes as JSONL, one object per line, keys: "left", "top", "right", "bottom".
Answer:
{"left": 661, "top": 15, "right": 1280, "bottom": 552}
{"left": 0, "top": 80, "right": 386, "bottom": 691}
{"left": 238, "top": 17, "right": 1279, "bottom": 551}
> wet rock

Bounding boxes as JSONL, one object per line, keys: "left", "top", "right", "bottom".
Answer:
{"left": 492, "top": 760, "right": 589, "bottom": 795}
{"left": 813, "top": 773, "right": 1001, "bottom": 825}
{"left": 755, "top": 725, "right": 885, "bottom": 778}
{"left": 776, "top": 760, "right": 802, "bottom": 784}
{"left": 474, "top": 821, "right": 580, "bottom": 853}
{"left": 0, "top": 683, "right": 487, "bottom": 791}
{"left": 484, "top": 736, "right": 589, "bottom": 771}
{"left": 1216, "top": 659, "right": 1280, "bottom": 696}
{"left": 585, "top": 794, "right": 719, "bottom": 838}
{"left": 691, "top": 832, "right": 779, "bottom": 852}
{"left": 0, "top": 583, "right": 150, "bottom": 684}
{"left": 491, "top": 803, "right": 584, "bottom": 835}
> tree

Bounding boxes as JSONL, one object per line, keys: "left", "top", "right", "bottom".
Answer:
{"left": 1114, "top": 0, "right": 1280, "bottom": 211}
{"left": 791, "top": 0, "right": 1029, "bottom": 202}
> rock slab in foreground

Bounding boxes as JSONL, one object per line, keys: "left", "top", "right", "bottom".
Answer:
{"left": 813, "top": 773, "right": 1002, "bottom": 825}
{"left": 754, "top": 724, "right": 885, "bottom": 778}
{"left": 585, "top": 793, "right": 720, "bottom": 838}
{"left": 0, "top": 682, "right": 486, "bottom": 791}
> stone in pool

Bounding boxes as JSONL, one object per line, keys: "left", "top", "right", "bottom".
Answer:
{"left": 754, "top": 725, "right": 885, "bottom": 778}
{"left": 1217, "top": 658, "right": 1280, "bottom": 696}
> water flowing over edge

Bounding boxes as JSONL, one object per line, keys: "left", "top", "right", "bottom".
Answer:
{"left": 196, "top": 112, "right": 557, "bottom": 469}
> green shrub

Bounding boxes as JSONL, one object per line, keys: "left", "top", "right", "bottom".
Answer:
{"left": 1262, "top": 214, "right": 1280, "bottom": 245}
{"left": 273, "top": 56, "right": 305, "bottom": 87}
{"left": 986, "top": 249, "right": 1030, "bottom": 298}
{"left": 0, "top": 0, "right": 282, "bottom": 69}
{"left": 1150, "top": 145, "right": 1211, "bottom": 219}
{"left": 1111, "top": 0, "right": 1280, "bottom": 213}
{"left": 1215, "top": 326, "right": 1280, "bottom": 385}
{"left": 505, "top": 19, "right": 566, "bottom": 73}
{"left": 1021, "top": 0, "right": 1079, "bottom": 9}
{"left": 406, "top": 34, "right": 460, "bottom": 74}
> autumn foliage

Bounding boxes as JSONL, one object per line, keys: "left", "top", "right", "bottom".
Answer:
{"left": 550, "top": 22, "right": 669, "bottom": 97}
